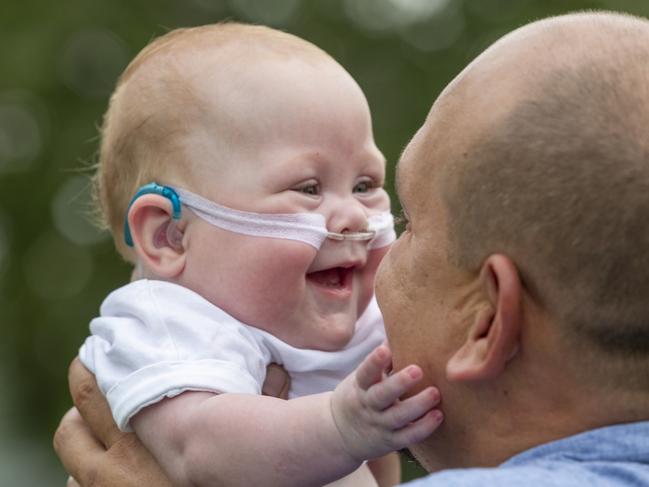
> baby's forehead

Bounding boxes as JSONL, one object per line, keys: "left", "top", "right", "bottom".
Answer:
{"left": 122, "top": 25, "right": 333, "bottom": 124}
{"left": 132, "top": 25, "right": 326, "bottom": 83}
{"left": 112, "top": 24, "right": 367, "bottom": 182}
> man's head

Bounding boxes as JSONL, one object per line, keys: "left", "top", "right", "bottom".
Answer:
{"left": 96, "top": 23, "right": 392, "bottom": 351}
{"left": 376, "top": 11, "right": 649, "bottom": 471}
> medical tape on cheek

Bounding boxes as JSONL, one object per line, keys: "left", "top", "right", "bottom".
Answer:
{"left": 174, "top": 187, "right": 397, "bottom": 250}
{"left": 366, "top": 212, "right": 397, "bottom": 249}
{"left": 174, "top": 188, "right": 329, "bottom": 249}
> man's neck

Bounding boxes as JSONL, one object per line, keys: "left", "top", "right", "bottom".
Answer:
{"left": 411, "top": 345, "right": 649, "bottom": 472}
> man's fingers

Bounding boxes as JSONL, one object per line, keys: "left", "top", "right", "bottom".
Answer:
{"left": 54, "top": 408, "right": 104, "bottom": 487}
{"left": 262, "top": 363, "right": 290, "bottom": 399}
{"left": 67, "top": 476, "right": 81, "bottom": 487}
{"left": 55, "top": 407, "right": 173, "bottom": 487}
{"left": 69, "top": 357, "right": 122, "bottom": 448}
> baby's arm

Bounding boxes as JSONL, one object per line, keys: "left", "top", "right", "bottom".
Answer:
{"left": 132, "top": 345, "right": 442, "bottom": 487}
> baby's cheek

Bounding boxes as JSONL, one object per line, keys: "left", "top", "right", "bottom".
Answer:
{"left": 366, "top": 246, "right": 390, "bottom": 286}
{"left": 357, "top": 245, "right": 391, "bottom": 312}
{"left": 236, "top": 240, "right": 316, "bottom": 318}
{"left": 253, "top": 240, "right": 314, "bottom": 282}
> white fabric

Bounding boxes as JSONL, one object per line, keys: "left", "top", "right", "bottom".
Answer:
{"left": 173, "top": 187, "right": 396, "bottom": 249}
{"left": 79, "top": 280, "right": 386, "bottom": 432}
{"left": 365, "top": 212, "right": 397, "bottom": 250}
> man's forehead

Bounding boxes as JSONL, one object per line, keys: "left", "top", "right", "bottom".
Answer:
{"left": 395, "top": 124, "right": 428, "bottom": 199}
{"left": 394, "top": 150, "right": 405, "bottom": 200}
{"left": 394, "top": 142, "right": 412, "bottom": 204}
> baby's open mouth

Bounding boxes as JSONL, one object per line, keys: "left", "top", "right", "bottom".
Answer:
{"left": 307, "top": 266, "right": 354, "bottom": 289}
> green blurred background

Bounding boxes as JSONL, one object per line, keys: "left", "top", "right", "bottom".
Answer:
{"left": 1, "top": 0, "right": 648, "bottom": 484}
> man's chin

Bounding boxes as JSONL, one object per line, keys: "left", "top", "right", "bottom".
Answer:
{"left": 403, "top": 441, "right": 449, "bottom": 473}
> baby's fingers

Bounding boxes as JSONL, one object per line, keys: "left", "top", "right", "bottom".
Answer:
{"left": 365, "top": 364, "right": 424, "bottom": 410}
{"left": 384, "top": 386, "right": 440, "bottom": 430}
{"left": 355, "top": 345, "right": 392, "bottom": 390}
{"left": 391, "top": 408, "right": 444, "bottom": 448}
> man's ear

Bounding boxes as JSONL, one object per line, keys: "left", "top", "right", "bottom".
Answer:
{"left": 446, "top": 254, "right": 521, "bottom": 382}
{"left": 127, "top": 194, "right": 186, "bottom": 279}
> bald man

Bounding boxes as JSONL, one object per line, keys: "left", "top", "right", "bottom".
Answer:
{"left": 55, "top": 11, "right": 649, "bottom": 486}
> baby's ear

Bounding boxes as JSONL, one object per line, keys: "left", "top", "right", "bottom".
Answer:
{"left": 127, "top": 194, "right": 186, "bottom": 278}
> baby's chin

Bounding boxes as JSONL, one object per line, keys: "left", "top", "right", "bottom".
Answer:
{"left": 282, "top": 311, "right": 360, "bottom": 351}
{"left": 299, "top": 333, "right": 356, "bottom": 352}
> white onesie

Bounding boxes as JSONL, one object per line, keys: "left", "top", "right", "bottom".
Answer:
{"left": 79, "top": 279, "right": 386, "bottom": 431}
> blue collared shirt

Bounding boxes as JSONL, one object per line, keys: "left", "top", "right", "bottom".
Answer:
{"left": 404, "top": 421, "right": 649, "bottom": 486}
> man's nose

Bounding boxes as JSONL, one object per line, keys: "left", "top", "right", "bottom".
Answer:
{"left": 325, "top": 196, "right": 369, "bottom": 235}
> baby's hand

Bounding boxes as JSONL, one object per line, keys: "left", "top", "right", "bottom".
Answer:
{"left": 330, "top": 344, "right": 443, "bottom": 462}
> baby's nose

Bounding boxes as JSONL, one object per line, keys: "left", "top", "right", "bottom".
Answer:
{"left": 326, "top": 197, "right": 369, "bottom": 235}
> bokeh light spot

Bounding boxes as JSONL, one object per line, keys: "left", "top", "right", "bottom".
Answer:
{"left": 52, "top": 176, "right": 107, "bottom": 246}
{"left": 388, "top": 0, "right": 451, "bottom": 21}
{"left": 399, "top": 4, "right": 464, "bottom": 52}
{"left": 58, "top": 28, "right": 130, "bottom": 99}
{"left": 344, "top": 0, "right": 451, "bottom": 32}
{"left": 23, "top": 231, "right": 93, "bottom": 300}
{"left": 0, "top": 98, "right": 42, "bottom": 174}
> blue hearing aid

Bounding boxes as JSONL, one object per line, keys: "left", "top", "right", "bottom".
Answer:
{"left": 123, "top": 182, "right": 182, "bottom": 247}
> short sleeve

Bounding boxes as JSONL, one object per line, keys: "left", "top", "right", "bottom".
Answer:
{"left": 79, "top": 280, "right": 268, "bottom": 431}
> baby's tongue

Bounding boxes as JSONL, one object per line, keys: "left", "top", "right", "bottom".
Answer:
{"left": 308, "top": 268, "right": 342, "bottom": 287}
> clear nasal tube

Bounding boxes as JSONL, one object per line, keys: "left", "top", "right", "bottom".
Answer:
{"left": 326, "top": 230, "right": 375, "bottom": 241}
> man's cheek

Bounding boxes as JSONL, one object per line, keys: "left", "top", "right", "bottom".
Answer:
{"left": 375, "top": 273, "right": 412, "bottom": 368}
{"left": 374, "top": 249, "right": 393, "bottom": 299}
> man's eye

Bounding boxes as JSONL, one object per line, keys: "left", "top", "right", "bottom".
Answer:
{"left": 293, "top": 183, "right": 320, "bottom": 196}
{"left": 395, "top": 208, "right": 411, "bottom": 233}
{"left": 353, "top": 180, "right": 374, "bottom": 193}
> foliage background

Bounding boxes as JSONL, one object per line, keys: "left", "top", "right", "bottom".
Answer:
{"left": 1, "top": 0, "right": 647, "bottom": 484}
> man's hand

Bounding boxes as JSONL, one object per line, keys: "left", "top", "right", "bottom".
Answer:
{"left": 331, "top": 345, "right": 443, "bottom": 462}
{"left": 262, "top": 363, "right": 291, "bottom": 398}
{"left": 53, "top": 358, "right": 291, "bottom": 486}
{"left": 53, "top": 358, "right": 172, "bottom": 487}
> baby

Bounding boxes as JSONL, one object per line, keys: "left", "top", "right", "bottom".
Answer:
{"left": 79, "top": 23, "right": 442, "bottom": 486}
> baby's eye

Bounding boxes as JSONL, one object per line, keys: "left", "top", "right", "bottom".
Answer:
{"left": 353, "top": 179, "right": 375, "bottom": 193}
{"left": 293, "top": 182, "right": 320, "bottom": 196}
